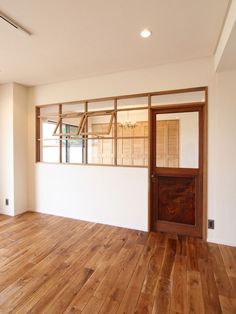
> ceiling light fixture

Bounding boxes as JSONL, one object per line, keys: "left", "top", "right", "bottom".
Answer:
{"left": 140, "top": 29, "right": 152, "bottom": 38}
{"left": 0, "top": 11, "right": 31, "bottom": 36}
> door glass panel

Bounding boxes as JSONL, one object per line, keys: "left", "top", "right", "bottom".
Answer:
{"left": 156, "top": 112, "right": 199, "bottom": 168}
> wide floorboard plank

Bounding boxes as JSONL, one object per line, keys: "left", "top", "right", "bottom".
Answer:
{"left": 0, "top": 212, "right": 235, "bottom": 313}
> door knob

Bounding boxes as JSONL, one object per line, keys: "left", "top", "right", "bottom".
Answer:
{"left": 151, "top": 174, "right": 156, "bottom": 182}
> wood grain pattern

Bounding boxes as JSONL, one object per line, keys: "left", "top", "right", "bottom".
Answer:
{"left": 158, "top": 176, "right": 196, "bottom": 225}
{"left": 0, "top": 212, "right": 235, "bottom": 313}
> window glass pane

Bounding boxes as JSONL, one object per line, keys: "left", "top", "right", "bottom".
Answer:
{"left": 62, "top": 103, "right": 85, "bottom": 114}
{"left": 40, "top": 106, "right": 59, "bottom": 139}
{"left": 60, "top": 104, "right": 85, "bottom": 163}
{"left": 40, "top": 105, "right": 59, "bottom": 121}
{"left": 39, "top": 105, "right": 60, "bottom": 162}
{"left": 59, "top": 103, "right": 85, "bottom": 136}
{"left": 86, "top": 113, "right": 115, "bottom": 138}
{"left": 69, "top": 141, "right": 84, "bottom": 163}
{"left": 88, "top": 100, "right": 114, "bottom": 112}
{"left": 117, "top": 97, "right": 148, "bottom": 109}
{"left": 151, "top": 91, "right": 205, "bottom": 106}
{"left": 53, "top": 115, "right": 84, "bottom": 137}
{"left": 42, "top": 143, "right": 60, "bottom": 162}
{"left": 61, "top": 125, "right": 84, "bottom": 163}
{"left": 87, "top": 139, "right": 114, "bottom": 165}
{"left": 41, "top": 124, "right": 59, "bottom": 163}
{"left": 117, "top": 138, "right": 148, "bottom": 166}
{"left": 62, "top": 145, "right": 66, "bottom": 163}
{"left": 117, "top": 109, "right": 148, "bottom": 167}
{"left": 156, "top": 112, "right": 199, "bottom": 168}
{"left": 117, "top": 109, "right": 148, "bottom": 137}
{"left": 62, "top": 137, "right": 84, "bottom": 164}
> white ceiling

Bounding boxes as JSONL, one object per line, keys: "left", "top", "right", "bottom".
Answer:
{"left": 0, "top": 0, "right": 230, "bottom": 86}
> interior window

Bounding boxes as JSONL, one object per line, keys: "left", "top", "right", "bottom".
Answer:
{"left": 36, "top": 89, "right": 206, "bottom": 167}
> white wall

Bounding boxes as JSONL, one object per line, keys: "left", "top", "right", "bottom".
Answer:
{"left": 26, "top": 56, "right": 236, "bottom": 245}
{"left": 0, "top": 83, "right": 28, "bottom": 216}
{"left": 34, "top": 163, "right": 148, "bottom": 230}
{"left": 13, "top": 84, "right": 28, "bottom": 215}
{"left": 207, "top": 70, "right": 236, "bottom": 246}
{"left": 0, "top": 84, "right": 14, "bottom": 215}
{"left": 29, "top": 57, "right": 214, "bottom": 104}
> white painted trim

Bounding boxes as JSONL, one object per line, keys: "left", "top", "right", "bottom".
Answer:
{"left": 215, "top": 0, "right": 236, "bottom": 71}
{"left": 207, "top": 239, "right": 236, "bottom": 248}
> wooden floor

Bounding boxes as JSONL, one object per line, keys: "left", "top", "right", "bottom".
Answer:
{"left": 0, "top": 213, "right": 235, "bottom": 314}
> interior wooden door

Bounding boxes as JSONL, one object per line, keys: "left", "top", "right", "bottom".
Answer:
{"left": 150, "top": 105, "right": 205, "bottom": 237}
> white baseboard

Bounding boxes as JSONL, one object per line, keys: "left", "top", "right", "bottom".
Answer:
{"left": 207, "top": 238, "right": 236, "bottom": 247}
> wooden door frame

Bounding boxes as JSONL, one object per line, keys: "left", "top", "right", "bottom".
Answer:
{"left": 148, "top": 98, "right": 208, "bottom": 240}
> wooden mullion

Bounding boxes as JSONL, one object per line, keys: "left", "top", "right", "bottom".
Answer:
{"left": 59, "top": 104, "right": 62, "bottom": 163}
{"left": 151, "top": 102, "right": 204, "bottom": 111}
{"left": 148, "top": 94, "right": 152, "bottom": 231}
{"left": 37, "top": 136, "right": 149, "bottom": 141}
{"left": 203, "top": 87, "right": 208, "bottom": 240}
{"left": 35, "top": 107, "right": 41, "bottom": 162}
{"left": 84, "top": 102, "right": 88, "bottom": 164}
{"left": 114, "top": 99, "right": 117, "bottom": 165}
{"left": 36, "top": 161, "right": 148, "bottom": 168}
{"left": 117, "top": 106, "right": 148, "bottom": 112}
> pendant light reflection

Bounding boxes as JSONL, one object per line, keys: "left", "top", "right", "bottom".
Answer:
{"left": 119, "top": 111, "right": 137, "bottom": 129}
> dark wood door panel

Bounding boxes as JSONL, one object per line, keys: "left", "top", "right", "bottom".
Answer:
{"left": 157, "top": 175, "right": 196, "bottom": 225}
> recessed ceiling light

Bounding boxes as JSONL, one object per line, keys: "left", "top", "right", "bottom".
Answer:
{"left": 140, "top": 29, "right": 152, "bottom": 38}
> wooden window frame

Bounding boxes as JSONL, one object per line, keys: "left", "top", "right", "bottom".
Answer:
{"left": 36, "top": 101, "right": 149, "bottom": 167}
{"left": 80, "top": 111, "right": 115, "bottom": 136}
{"left": 53, "top": 112, "right": 86, "bottom": 137}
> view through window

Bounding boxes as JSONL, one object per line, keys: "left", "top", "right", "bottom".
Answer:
{"left": 36, "top": 89, "right": 206, "bottom": 167}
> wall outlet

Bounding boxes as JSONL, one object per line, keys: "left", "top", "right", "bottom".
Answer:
{"left": 208, "top": 219, "right": 215, "bottom": 229}
{"left": 5, "top": 199, "right": 9, "bottom": 206}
